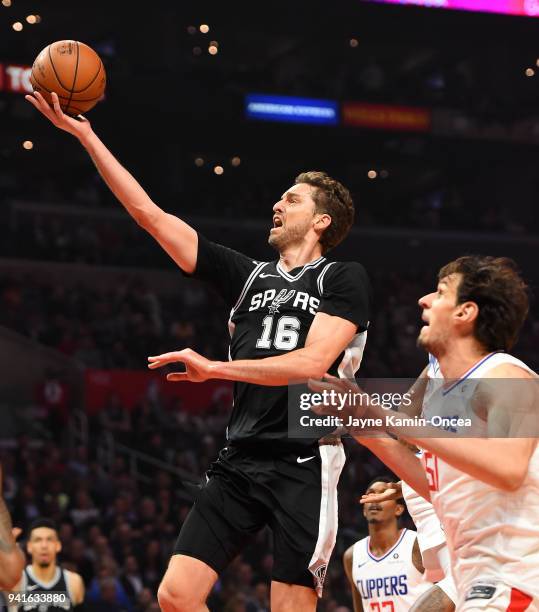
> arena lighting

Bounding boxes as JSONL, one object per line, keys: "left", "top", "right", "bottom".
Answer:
{"left": 231, "top": 156, "right": 241, "bottom": 167}
{"left": 365, "top": 0, "right": 539, "bottom": 17}
{"left": 246, "top": 94, "right": 339, "bottom": 125}
{"left": 214, "top": 165, "right": 224, "bottom": 175}
{"left": 34, "top": 14, "right": 40, "bottom": 22}
{"left": 26, "top": 14, "right": 36, "bottom": 23}
{"left": 194, "top": 157, "right": 204, "bottom": 167}
{"left": 536, "top": 59, "right": 539, "bottom": 67}
{"left": 368, "top": 170, "right": 377, "bottom": 179}
{"left": 12, "top": 21, "right": 23, "bottom": 31}
{"left": 349, "top": 38, "right": 359, "bottom": 48}
{"left": 208, "top": 45, "right": 218, "bottom": 55}
{"left": 2, "top": 0, "right": 12, "bottom": 7}
{"left": 22, "top": 140, "right": 33, "bottom": 150}
{"left": 525, "top": 68, "right": 535, "bottom": 77}
{"left": 199, "top": 24, "right": 209, "bottom": 33}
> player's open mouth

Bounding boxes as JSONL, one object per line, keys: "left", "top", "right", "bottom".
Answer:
{"left": 272, "top": 216, "right": 283, "bottom": 228}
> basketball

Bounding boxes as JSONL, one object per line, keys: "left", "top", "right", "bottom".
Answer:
{"left": 30, "top": 40, "right": 106, "bottom": 116}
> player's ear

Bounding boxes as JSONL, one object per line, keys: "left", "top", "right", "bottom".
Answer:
{"left": 56, "top": 539, "right": 62, "bottom": 554}
{"left": 455, "top": 301, "right": 479, "bottom": 324}
{"left": 314, "top": 212, "right": 331, "bottom": 230}
{"left": 395, "top": 503, "right": 405, "bottom": 518}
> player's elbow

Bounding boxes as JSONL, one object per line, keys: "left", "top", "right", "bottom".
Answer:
{"left": 496, "top": 465, "right": 528, "bottom": 492}
{"left": 0, "top": 549, "right": 24, "bottom": 589}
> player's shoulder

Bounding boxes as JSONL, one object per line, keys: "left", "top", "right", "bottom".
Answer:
{"left": 319, "top": 260, "right": 370, "bottom": 284}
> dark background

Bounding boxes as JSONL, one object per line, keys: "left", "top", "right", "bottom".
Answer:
{"left": 1, "top": 2, "right": 538, "bottom": 610}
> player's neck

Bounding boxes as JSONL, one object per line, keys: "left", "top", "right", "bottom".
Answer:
{"left": 31, "top": 561, "right": 57, "bottom": 583}
{"left": 368, "top": 524, "right": 402, "bottom": 556}
{"left": 436, "top": 339, "right": 491, "bottom": 379}
{"left": 278, "top": 243, "right": 323, "bottom": 272}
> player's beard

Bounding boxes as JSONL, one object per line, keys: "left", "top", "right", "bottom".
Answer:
{"left": 268, "top": 218, "right": 312, "bottom": 252}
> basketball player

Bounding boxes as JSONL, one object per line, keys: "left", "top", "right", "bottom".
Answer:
{"left": 359, "top": 478, "right": 456, "bottom": 612}
{"left": 343, "top": 476, "right": 431, "bottom": 611}
{"left": 26, "top": 91, "right": 371, "bottom": 612}
{"left": 316, "top": 256, "right": 539, "bottom": 610}
{"left": 13, "top": 518, "right": 84, "bottom": 611}
{"left": 0, "top": 465, "right": 24, "bottom": 590}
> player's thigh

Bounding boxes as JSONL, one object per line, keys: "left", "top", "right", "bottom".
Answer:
{"left": 158, "top": 554, "right": 217, "bottom": 609}
{"left": 459, "top": 583, "right": 536, "bottom": 612}
{"left": 174, "top": 479, "right": 265, "bottom": 574}
{"left": 270, "top": 580, "right": 317, "bottom": 612}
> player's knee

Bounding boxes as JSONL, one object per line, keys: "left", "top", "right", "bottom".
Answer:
{"left": 158, "top": 579, "right": 202, "bottom": 612}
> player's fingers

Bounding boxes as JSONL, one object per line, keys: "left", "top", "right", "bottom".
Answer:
{"left": 25, "top": 94, "right": 40, "bottom": 109}
{"left": 148, "top": 351, "right": 185, "bottom": 367}
{"left": 166, "top": 372, "right": 188, "bottom": 382}
{"left": 307, "top": 378, "right": 336, "bottom": 393}
{"left": 51, "top": 92, "right": 63, "bottom": 117}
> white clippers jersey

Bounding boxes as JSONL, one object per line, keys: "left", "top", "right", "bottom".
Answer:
{"left": 352, "top": 528, "right": 431, "bottom": 611}
{"left": 401, "top": 477, "right": 447, "bottom": 583}
{"left": 423, "top": 352, "right": 539, "bottom": 598}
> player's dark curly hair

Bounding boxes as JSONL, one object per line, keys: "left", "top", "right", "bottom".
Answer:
{"left": 295, "top": 171, "right": 354, "bottom": 254}
{"left": 438, "top": 255, "right": 529, "bottom": 352}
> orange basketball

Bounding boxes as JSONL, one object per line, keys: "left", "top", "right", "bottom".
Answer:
{"left": 30, "top": 40, "right": 106, "bottom": 116}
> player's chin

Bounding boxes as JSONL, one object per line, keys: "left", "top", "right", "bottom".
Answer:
{"left": 416, "top": 327, "right": 430, "bottom": 349}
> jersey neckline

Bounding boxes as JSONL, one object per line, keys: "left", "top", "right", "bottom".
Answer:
{"left": 366, "top": 528, "right": 407, "bottom": 562}
{"left": 276, "top": 256, "right": 326, "bottom": 282}
{"left": 26, "top": 565, "right": 62, "bottom": 589}
{"left": 441, "top": 351, "right": 504, "bottom": 396}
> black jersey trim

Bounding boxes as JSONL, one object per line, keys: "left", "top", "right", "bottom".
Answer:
{"left": 316, "top": 262, "right": 336, "bottom": 296}
{"left": 276, "top": 256, "right": 326, "bottom": 282}
{"left": 231, "top": 261, "right": 270, "bottom": 314}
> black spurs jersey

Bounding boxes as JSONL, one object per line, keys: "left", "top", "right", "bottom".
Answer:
{"left": 190, "top": 234, "right": 371, "bottom": 451}
{"left": 18, "top": 566, "right": 73, "bottom": 612}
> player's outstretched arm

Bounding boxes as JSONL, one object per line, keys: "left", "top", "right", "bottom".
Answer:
{"left": 25, "top": 91, "right": 197, "bottom": 273}
{"left": 149, "top": 312, "right": 358, "bottom": 385}
{"left": 0, "top": 466, "right": 24, "bottom": 590}
{"left": 343, "top": 545, "right": 364, "bottom": 612}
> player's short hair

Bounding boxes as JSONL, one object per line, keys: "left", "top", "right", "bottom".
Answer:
{"left": 295, "top": 171, "right": 354, "bottom": 254}
{"left": 29, "top": 518, "right": 59, "bottom": 537}
{"left": 365, "top": 475, "right": 404, "bottom": 505}
{"left": 439, "top": 255, "right": 529, "bottom": 352}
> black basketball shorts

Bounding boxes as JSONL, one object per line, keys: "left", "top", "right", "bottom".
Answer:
{"left": 173, "top": 441, "right": 346, "bottom": 596}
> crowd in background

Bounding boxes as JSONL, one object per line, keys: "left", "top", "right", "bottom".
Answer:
{"left": 1, "top": 411, "right": 396, "bottom": 612}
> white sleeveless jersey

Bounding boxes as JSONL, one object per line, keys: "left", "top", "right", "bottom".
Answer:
{"left": 423, "top": 352, "right": 539, "bottom": 598}
{"left": 352, "top": 528, "right": 431, "bottom": 610}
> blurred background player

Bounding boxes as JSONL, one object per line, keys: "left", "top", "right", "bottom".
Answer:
{"left": 13, "top": 518, "right": 84, "bottom": 611}
{"left": 359, "top": 478, "right": 456, "bottom": 612}
{"left": 0, "top": 464, "right": 24, "bottom": 592}
{"left": 343, "top": 476, "right": 431, "bottom": 611}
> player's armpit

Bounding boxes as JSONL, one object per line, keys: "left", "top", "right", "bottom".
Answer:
{"left": 411, "top": 537, "right": 425, "bottom": 574}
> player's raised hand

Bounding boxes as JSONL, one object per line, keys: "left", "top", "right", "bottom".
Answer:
{"left": 25, "top": 91, "right": 92, "bottom": 140}
{"left": 148, "top": 348, "right": 215, "bottom": 383}
{"left": 360, "top": 480, "right": 402, "bottom": 504}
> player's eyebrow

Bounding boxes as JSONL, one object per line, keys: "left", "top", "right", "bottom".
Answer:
{"left": 282, "top": 191, "right": 301, "bottom": 201}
